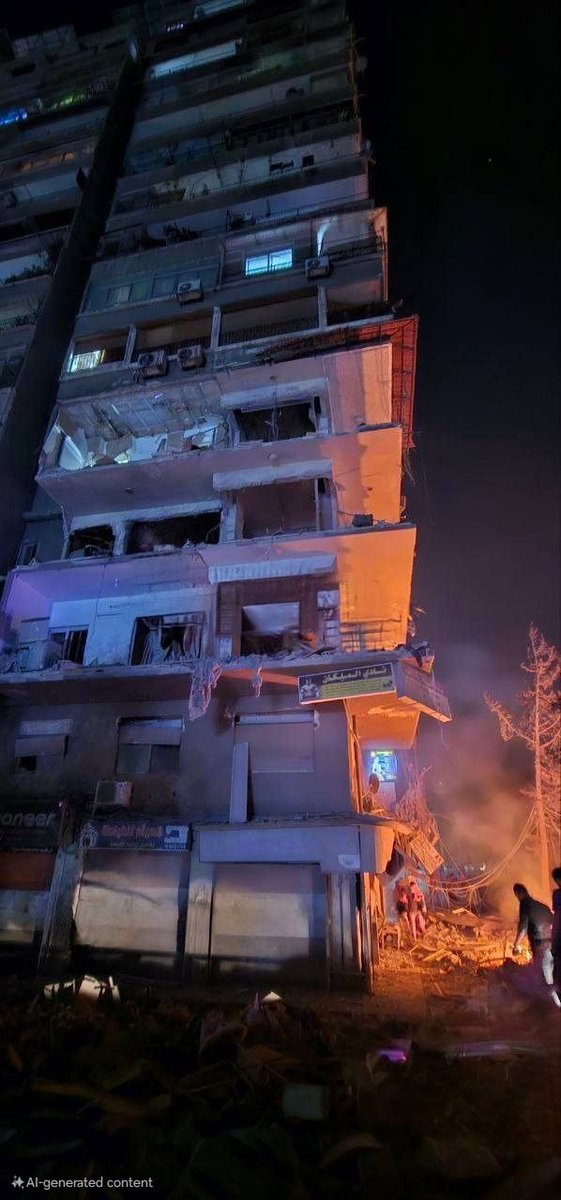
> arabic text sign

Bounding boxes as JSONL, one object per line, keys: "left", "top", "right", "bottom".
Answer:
{"left": 298, "top": 662, "right": 395, "bottom": 703}
{"left": 80, "top": 818, "right": 189, "bottom": 852}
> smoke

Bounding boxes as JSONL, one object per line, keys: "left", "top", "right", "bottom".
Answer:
{"left": 418, "top": 641, "right": 549, "bottom": 912}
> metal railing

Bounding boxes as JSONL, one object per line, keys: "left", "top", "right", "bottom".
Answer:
{"left": 0, "top": 309, "right": 40, "bottom": 333}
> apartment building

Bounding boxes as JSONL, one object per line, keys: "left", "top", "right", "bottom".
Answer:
{"left": 0, "top": 16, "right": 140, "bottom": 576}
{"left": 0, "top": 0, "right": 450, "bottom": 987}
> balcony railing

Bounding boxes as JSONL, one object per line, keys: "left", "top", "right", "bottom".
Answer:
{"left": 220, "top": 316, "right": 313, "bottom": 345}
{"left": 0, "top": 309, "right": 40, "bottom": 333}
{"left": 338, "top": 620, "right": 402, "bottom": 653}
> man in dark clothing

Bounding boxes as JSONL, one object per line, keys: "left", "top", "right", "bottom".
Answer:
{"left": 512, "top": 882, "right": 560, "bottom": 1008}
{"left": 552, "top": 867, "right": 561, "bottom": 1002}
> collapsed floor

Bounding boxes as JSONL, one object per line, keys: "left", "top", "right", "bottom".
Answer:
{"left": 1, "top": 948, "right": 560, "bottom": 1200}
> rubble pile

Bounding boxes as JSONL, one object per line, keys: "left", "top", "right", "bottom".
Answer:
{"left": 385, "top": 909, "right": 513, "bottom": 973}
{"left": 1, "top": 980, "right": 559, "bottom": 1198}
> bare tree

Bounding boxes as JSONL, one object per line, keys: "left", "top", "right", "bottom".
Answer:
{"left": 486, "top": 625, "right": 561, "bottom": 900}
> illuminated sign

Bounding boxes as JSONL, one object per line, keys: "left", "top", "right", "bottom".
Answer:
{"left": 298, "top": 662, "right": 395, "bottom": 703}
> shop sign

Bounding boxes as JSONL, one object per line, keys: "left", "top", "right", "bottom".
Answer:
{"left": 0, "top": 803, "right": 62, "bottom": 852}
{"left": 298, "top": 662, "right": 395, "bottom": 703}
{"left": 79, "top": 818, "right": 189, "bottom": 852}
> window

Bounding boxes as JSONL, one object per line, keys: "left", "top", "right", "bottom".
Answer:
{"left": 131, "top": 613, "right": 205, "bottom": 665}
{"left": 116, "top": 718, "right": 182, "bottom": 775}
{"left": 148, "top": 39, "right": 240, "bottom": 80}
{"left": 235, "top": 712, "right": 314, "bottom": 773}
{"left": 241, "top": 602, "right": 299, "bottom": 656}
{"left": 14, "top": 734, "right": 66, "bottom": 774}
{"left": 69, "top": 349, "right": 103, "bottom": 372}
{"left": 49, "top": 629, "right": 88, "bottom": 665}
{"left": 245, "top": 248, "right": 293, "bottom": 277}
{"left": 17, "top": 542, "right": 38, "bottom": 566}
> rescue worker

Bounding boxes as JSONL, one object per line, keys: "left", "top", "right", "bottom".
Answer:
{"left": 394, "top": 881, "right": 409, "bottom": 933}
{"left": 407, "top": 878, "right": 427, "bottom": 941}
{"left": 551, "top": 867, "right": 561, "bottom": 1005}
{"left": 512, "top": 882, "right": 560, "bottom": 1007}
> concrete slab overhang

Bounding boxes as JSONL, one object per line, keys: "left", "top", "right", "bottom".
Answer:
{"left": 196, "top": 815, "right": 407, "bottom": 875}
{"left": 37, "top": 424, "right": 403, "bottom": 523}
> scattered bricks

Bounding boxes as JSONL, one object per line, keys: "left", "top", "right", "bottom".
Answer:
{"left": 282, "top": 1082, "right": 330, "bottom": 1121}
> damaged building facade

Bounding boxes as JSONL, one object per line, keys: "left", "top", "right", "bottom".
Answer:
{"left": 0, "top": 0, "right": 450, "bottom": 986}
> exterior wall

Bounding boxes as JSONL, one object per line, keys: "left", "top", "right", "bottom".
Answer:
{"left": 0, "top": 1, "right": 442, "bottom": 987}
{"left": 0, "top": 690, "right": 351, "bottom": 821}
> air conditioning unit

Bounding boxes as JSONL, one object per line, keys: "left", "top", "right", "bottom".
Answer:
{"left": 305, "top": 254, "right": 331, "bottom": 280}
{"left": 94, "top": 779, "right": 132, "bottom": 809}
{"left": 177, "top": 278, "right": 203, "bottom": 304}
{"left": 178, "top": 344, "right": 205, "bottom": 369}
{"left": 137, "top": 349, "right": 168, "bottom": 378}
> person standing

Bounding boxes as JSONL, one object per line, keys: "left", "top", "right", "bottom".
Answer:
{"left": 407, "top": 878, "right": 427, "bottom": 941}
{"left": 512, "top": 882, "right": 560, "bottom": 1008}
{"left": 551, "top": 867, "right": 561, "bottom": 1003}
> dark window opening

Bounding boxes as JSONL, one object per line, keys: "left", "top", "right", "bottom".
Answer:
{"left": 135, "top": 315, "right": 212, "bottom": 358}
{"left": 127, "top": 512, "right": 219, "bottom": 554}
{"left": 50, "top": 628, "right": 87, "bottom": 664}
{"left": 239, "top": 479, "right": 326, "bottom": 539}
{"left": 0, "top": 354, "right": 23, "bottom": 387}
{"left": 0, "top": 210, "right": 74, "bottom": 245}
{"left": 17, "top": 542, "right": 38, "bottom": 566}
{"left": 131, "top": 613, "right": 205, "bottom": 664}
{"left": 116, "top": 741, "right": 179, "bottom": 775}
{"left": 240, "top": 601, "right": 300, "bottom": 657}
{"left": 66, "top": 526, "right": 114, "bottom": 558}
{"left": 15, "top": 752, "right": 63, "bottom": 774}
{"left": 234, "top": 401, "right": 314, "bottom": 443}
{"left": 16, "top": 755, "right": 37, "bottom": 772}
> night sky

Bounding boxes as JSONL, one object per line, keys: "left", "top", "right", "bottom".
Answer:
{"left": 6, "top": 2, "right": 560, "bottom": 809}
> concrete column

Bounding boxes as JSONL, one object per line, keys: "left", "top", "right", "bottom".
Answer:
{"left": 124, "top": 324, "right": 137, "bottom": 364}
{"left": 210, "top": 306, "right": 222, "bottom": 350}
{"left": 317, "top": 286, "right": 327, "bottom": 330}
{"left": 184, "top": 843, "right": 214, "bottom": 982}
{"left": 113, "top": 521, "right": 129, "bottom": 556}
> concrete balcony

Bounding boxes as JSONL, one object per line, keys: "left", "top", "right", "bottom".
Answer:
{"left": 107, "top": 140, "right": 365, "bottom": 234}
{"left": 0, "top": 524, "right": 417, "bottom": 703}
{"left": 74, "top": 241, "right": 383, "bottom": 343}
{"left": 0, "top": 302, "right": 42, "bottom": 340}
{"left": 117, "top": 113, "right": 358, "bottom": 200}
{"left": 37, "top": 422, "right": 402, "bottom": 526}
{"left": 137, "top": 30, "right": 348, "bottom": 122}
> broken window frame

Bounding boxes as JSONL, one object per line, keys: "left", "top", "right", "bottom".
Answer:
{"left": 13, "top": 733, "right": 67, "bottom": 774}
{"left": 48, "top": 628, "right": 88, "bottom": 665}
{"left": 130, "top": 612, "right": 206, "bottom": 665}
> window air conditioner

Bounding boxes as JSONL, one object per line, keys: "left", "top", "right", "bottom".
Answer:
{"left": 305, "top": 254, "right": 331, "bottom": 279}
{"left": 137, "top": 349, "right": 168, "bottom": 378}
{"left": 178, "top": 344, "right": 205, "bottom": 369}
{"left": 177, "top": 278, "right": 203, "bottom": 304}
{"left": 94, "top": 780, "right": 132, "bottom": 809}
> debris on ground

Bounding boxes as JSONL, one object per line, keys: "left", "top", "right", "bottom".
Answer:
{"left": 0, "top": 972, "right": 559, "bottom": 1199}
{"left": 382, "top": 911, "right": 513, "bottom": 973}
